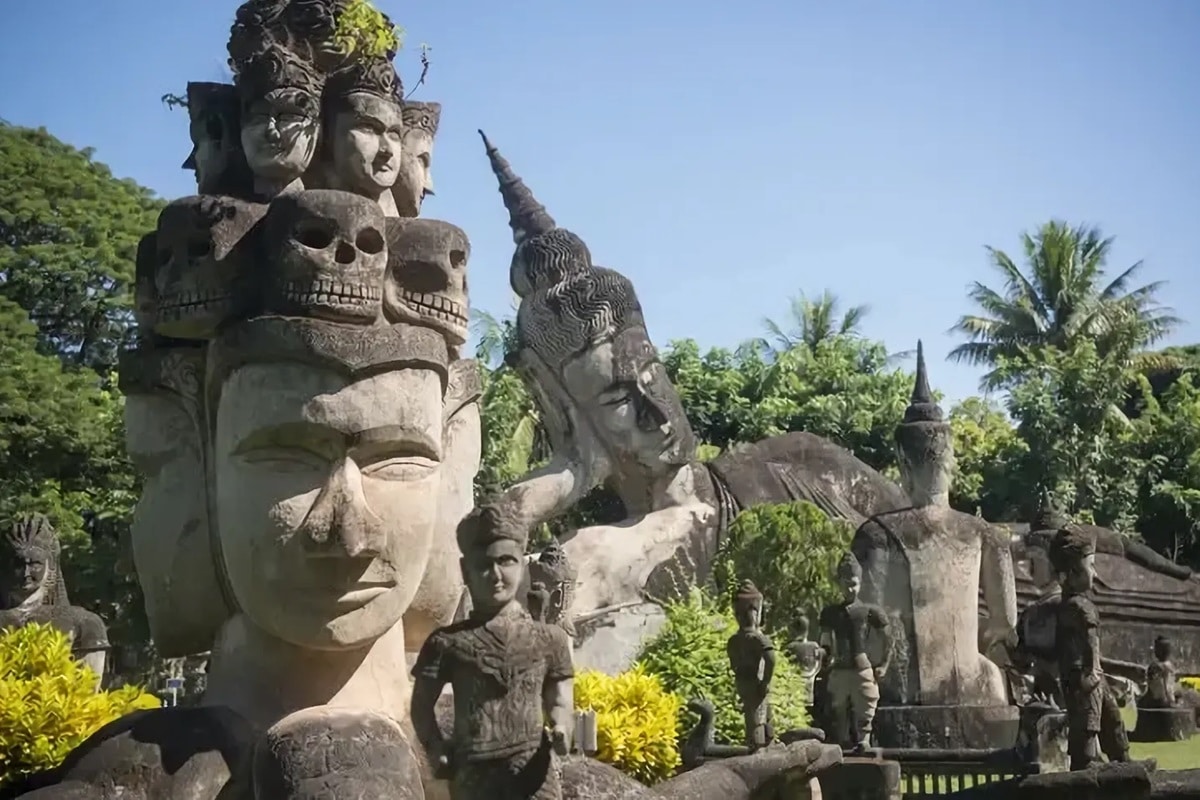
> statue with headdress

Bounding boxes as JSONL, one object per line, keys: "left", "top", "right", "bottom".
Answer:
{"left": 726, "top": 579, "right": 776, "bottom": 750}
{"left": 410, "top": 496, "right": 575, "bottom": 800}
{"left": 818, "top": 552, "right": 890, "bottom": 752}
{"left": 0, "top": 514, "right": 109, "bottom": 682}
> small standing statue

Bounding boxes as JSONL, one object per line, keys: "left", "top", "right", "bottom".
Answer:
{"left": 786, "top": 617, "right": 825, "bottom": 708}
{"left": 726, "top": 579, "right": 776, "bottom": 750}
{"left": 1141, "top": 636, "right": 1179, "bottom": 710}
{"left": 527, "top": 541, "right": 578, "bottom": 639}
{"left": 410, "top": 499, "right": 575, "bottom": 800}
{"left": 1050, "top": 525, "right": 1132, "bottom": 770}
{"left": 819, "top": 552, "right": 891, "bottom": 753}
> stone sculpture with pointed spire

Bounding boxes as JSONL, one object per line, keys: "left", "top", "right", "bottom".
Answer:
{"left": 479, "top": 129, "right": 557, "bottom": 245}
{"left": 894, "top": 341, "right": 954, "bottom": 509}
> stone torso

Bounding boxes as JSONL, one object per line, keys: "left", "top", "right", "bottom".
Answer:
{"left": 1144, "top": 659, "right": 1177, "bottom": 707}
{"left": 0, "top": 605, "right": 109, "bottom": 655}
{"left": 417, "top": 607, "right": 573, "bottom": 762}
{"left": 727, "top": 629, "right": 772, "bottom": 692}
{"left": 819, "top": 600, "right": 885, "bottom": 671}
{"left": 1057, "top": 593, "right": 1101, "bottom": 688}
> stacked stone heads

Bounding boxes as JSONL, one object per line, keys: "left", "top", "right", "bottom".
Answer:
{"left": 119, "top": 0, "right": 479, "bottom": 676}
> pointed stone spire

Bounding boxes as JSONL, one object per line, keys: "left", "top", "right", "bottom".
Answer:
{"left": 902, "top": 340, "right": 944, "bottom": 423}
{"left": 1033, "top": 487, "right": 1070, "bottom": 531}
{"left": 478, "top": 130, "right": 556, "bottom": 245}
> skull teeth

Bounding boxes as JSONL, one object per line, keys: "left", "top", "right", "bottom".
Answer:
{"left": 401, "top": 291, "right": 467, "bottom": 325}
{"left": 156, "top": 291, "right": 232, "bottom": 320}
{"left": 281, "top": 280, "right": 381, "bottom": 308}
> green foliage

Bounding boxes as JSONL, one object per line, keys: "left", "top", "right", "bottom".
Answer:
{"left": 948, "top": 397, "right": 1026, "bottom": 520}
{"left": 0, "top": 623, "right": 160, "bottom": 788}
{"left": 574, "top": 666, "right": 682, "bottom": 784}
{"left": 636, "top": 590, "right": 810, "bottom": 746}
{"left": 333, "top": 0, "right": 401, "bottom": 58}
{"left": 714, "top": 502, "right": 854, "bottom": 634}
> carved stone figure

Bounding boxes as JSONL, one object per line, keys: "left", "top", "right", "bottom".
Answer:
{"left": 527, "top": 541, "right": 578, "bottom": 638}
{"left": 786, "top": 617, "right": 825, "bottom": 704}
{"left": 383, "top": 217, "right": 470, "bottom": 352}
{"left": 478, "top": 132, "right": 909, "bottom": 673}
{"left": 1143, "top": 636, "right": 1179, "bottom": 709}
{"left": 318, "top": 56, "right": 404, "bottom": 214}
{"left": 1050, "top": 525, "right": 1132, "bottom": 770}
{"left": 726, "top": 580, "right": 775, "bottom": 750}
{"left": 0, "top": 515, "right": 109, "bottom": 680}
{"left": 181, "top": 82, "right": 253, "bottom": 197}
{"left": 395, "top": 101, "right": 441, "bottom": 217}
{"left": 850, "top": 343, "right": 1018, "bottom": 745}
{"left": 411, "top": 497, "right": 575, "bottom": 800}
{"left": 1012, "top": 529, "right": 1065, "bottom": 708}
{"left": 818, "top": 552, "right": 890, "bottom": 752}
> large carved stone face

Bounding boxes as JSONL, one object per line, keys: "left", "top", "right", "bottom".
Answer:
{"left": 184, "top": 84, "right": 247, "bottom": 195}
{"left": 895, "top": 425, "right": 955, "bottom": 506}
{"left": 561, "top": 325, "right": 695, "bottom": 475}
{"left": 0, "top": 545, "right": 47, "bottom": 609}
{"left": 241, "top": 88, "right": 321, "bottom": 181}
{"left": 214, "top": 363, "right": 445, "bottom": 649}
{"left": 263, "top": 190, "right": 386, "bottom": 322}
{"left": 382, "top": 218, "right": 469, "bottom": 346}
{"left": 328, "top": 93, "right": 404, "bottom": 196}
{"left": 154, "top": 197, "right": 265, "bottom": 339}
{"left": 395, "top": 128, "right": 434, "bottom": 217}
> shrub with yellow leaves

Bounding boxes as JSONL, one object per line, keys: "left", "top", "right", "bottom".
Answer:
{"left": 574, "top": 666, "right": 682, "bottom": 784}
{"left": 1181, "top": 675, "right": 1200, "bottom": 692}
{"left": 0, "top": 623, "right": 160, "bottom": 789}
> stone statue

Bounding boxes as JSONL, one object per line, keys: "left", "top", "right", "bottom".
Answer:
{"left": 1049, "top": 525, "right": 1132, "bottom": 770}
{"left": 850, "top": 343, "right": 1019, "bottom": 746}
{"left": 818, "top": 552, "right": 890, "bottom": 752}
{"left": 383, "top": 217, "right": 470, "bottom": 356}
{"left": 1012, "top": 529, "right": 1065, "bottom": 707}
{"left": 726, "top": 579, "right": 775, "bottom": 750}
{"left": 396, "top": 101, "right": 441, "bottom": 217}
{"left": 785, "top": 616, "right": 825, "bottom": 704}
{"left": 0, "top": 514, "right": 109, "bottom": 681}
{"left": 180, "top": 82, "right": 253, "bottom": 197}
{"left": 1142, "top": 636, "right": 1179, "bottom": 710}
{"left": 527, "top": 541, "right": 578, "bottom": 636}
{"left": 411, "top": 497, "right": 575, "bottom": 800}
{"left": 477, "top": 132, "right": 909, "bottom": 672}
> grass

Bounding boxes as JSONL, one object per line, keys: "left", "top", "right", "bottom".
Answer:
{"left": 1125, "top": 706, "right": 1200, "bottom": 771}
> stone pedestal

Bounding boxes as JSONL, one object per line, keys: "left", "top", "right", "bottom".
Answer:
{"left": 817, "top": 758, "right": 900, "bottom": 800}
{"left": 872, "top": 704, "right": 1020, "bottom": 749}
{"left": 947, "top": 763, "right": 1152, "bottom": 800}
{"left": 1131, "top": 707, "right": 1197, "bottom": 743}
{"left": 1015, "top": 704, "right": 1068, "bottom": 772}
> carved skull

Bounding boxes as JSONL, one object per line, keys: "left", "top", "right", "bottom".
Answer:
{"left": 382, "top": 217, "right": 469, "bottom": 347}
{"left": 263, "top": 189, "right": 387, "bottom": 323}
{"left": 134, "top": 232, "right": 158, "bottom": 336}
{"left": 153, "top": 196, "right": 266, "bottom": 339}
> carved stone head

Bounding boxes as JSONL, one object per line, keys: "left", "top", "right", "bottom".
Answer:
{"left": 528, "top": 540, "right": 577, "bottom": 633}
{"left": 732, "top": 579, "right": 763, "bottom": 629}
{"left": 182, "top": 82, "right": 253, "bottom": 197}
{"left": 119, "top": 344, "right": 232, "bottom": 657}
{"left": 894, "top": 341, "right": 954, "bottom": 507}
{"left": 382, "top": 217, "right": 469, "bottom": 347}
{"left": 262, "top": 189, "right": 387, "bottom": 323}
{"left": 208, "top": 319, "right": 453, "bottom": 649}
{"left": 134, "top": 232, "right": 159, "bottom": 337}
{"left": 1154, "top": 635, "right": 1173, "bottom": 662}
{"left": 153, "top": 196, "right": 266, "bottom": 339}
{"left": 233, "top": 42, "right": 324, "bottom": 186}
{"left": 456, "top": 498, "right": 528, "bottom": 615}
{"left": 395, "top": 101, "right": 441, "bottom": 217}
{"left": 322, "top": 58, "right": 404, "bottom": 204}
{"left": 835, "top": 552, "right": 863, "bottom": 603}
{"left": 0, "top": 514, "right": 65, "bottom": 611}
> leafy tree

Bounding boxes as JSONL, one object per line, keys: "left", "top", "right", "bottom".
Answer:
{"left": 948, "top": 397, "right": 1025, "bottom": 520}
{"left": 0, "top": 123, "right": 164, "bottom": 374}
{"left": 949, "top": 220, "right": 1180, "bottom": 391}
{"left": 760, "top": 289, "right": 871, "bottom": 354}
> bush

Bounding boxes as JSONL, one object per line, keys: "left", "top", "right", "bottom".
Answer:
{"left": 713, "top": 501, "right": 854, "bottom": 635}
{"left": 1181, "top": 676, "right": 1200, "bottom": 692}
{"left": 574, "top": 666, "right": 681, "bottom": 784}
{"left": 636, "top": 590, "right": 810, "bottom": 745}
{"left": 0, "top": 623, "right": 160, "bottom": 788}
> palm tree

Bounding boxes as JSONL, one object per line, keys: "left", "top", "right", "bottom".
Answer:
{"left": 760, "top": 290, "right": 870, "bottom": 354}
{"left": 949, "top": 220, "right": 1181, "bottom": 391}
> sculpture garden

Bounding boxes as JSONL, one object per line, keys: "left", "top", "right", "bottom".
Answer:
{"left": 1, "top": 0, "right": 1200, "bottom": 797}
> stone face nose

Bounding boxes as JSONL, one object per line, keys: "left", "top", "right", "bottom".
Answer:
{"left": 298, "top": 459, "right": 387, "bottom": 559}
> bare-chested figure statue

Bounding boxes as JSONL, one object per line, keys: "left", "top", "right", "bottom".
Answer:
{"left": 726, "top": 579, "right": 776, "bottom": 750}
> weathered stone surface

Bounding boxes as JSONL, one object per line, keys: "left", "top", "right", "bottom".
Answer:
{"left": 871, "top": 705, "right": 1021, "bottom": 750}
{"left": 1131, "top": 708, "right": 1197, "bottom": 743}
{"left": 181, "top": 82, "right": 253, "bottom": 197}
{"left": 383, "top": 217, "right": 470, "bottom": 348}
{"left": 814, "top": 757, "right": 900, "bottom": 800}
{"left": 943, "top": 762, "right": 1154, "bottom": 800}
{"left": 395, "top": 101, "right": 441, "bottom": 218}
{"left": 1149, "top": 768, "right": 1200, "bottom": 799}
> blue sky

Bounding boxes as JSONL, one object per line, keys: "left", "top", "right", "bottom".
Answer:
{"left": 2, "top": 0, "right": 1197, "bottom": 403}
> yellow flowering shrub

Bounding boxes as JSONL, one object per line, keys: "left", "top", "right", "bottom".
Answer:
{"left": 574, "top": 666, "right": 682, "bottom": 784}
{"left": 0, "top": 623, "right": 160, "bottom": 788}
{"left": 1181, "top": 676, "right": 1200, "bottom": 692}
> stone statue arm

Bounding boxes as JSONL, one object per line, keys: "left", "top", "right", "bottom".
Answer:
{"left": 410, "top": 636, "right": 451, "bottom": 775}
{"left": 1120, "top": 537, "right": 1194, "bottom": 581}
{"left": 543, "top": 677, "right": 574, "bottom": 755}
{"left": 761, "top": 645, "right": 776, "bottom": 688}
{"left": 500, "top": 455, "right": 598, "bottom": 530}
{"left": 868, "top": 606, "right": 891, "bottom": 678}
{"left": 979, "top": 530, "right": 1019, "bottom": 651}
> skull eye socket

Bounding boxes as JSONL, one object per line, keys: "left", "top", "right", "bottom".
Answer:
{"left": 355, "top": 227, "right": 385, "bottom": 256}
{"left": 187, "top": 240, "right": 213, "bottom": 260}
{"left": 295, "top": 222, "right": 335, "bottom": 250}
{"left": 449, "top": 249, "right": 467, "bottom": 270}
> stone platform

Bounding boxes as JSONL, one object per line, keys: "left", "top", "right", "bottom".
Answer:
{"left": 817, "top": 757, "right": 901, "bottom": 800}
{"left": 872, "top": 704, "right": 1020, "bottom": 749}
{"left": 1131, "top": 707, "right": 1197, "bottom": 743}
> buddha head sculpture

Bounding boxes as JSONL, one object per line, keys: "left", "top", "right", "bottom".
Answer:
{"left": 153, "top": 196, "right": 267, "bottom": 339}
{"left": 1020, "top": 530, "right": 1058, "bottom": 593}
{"left": 382, "top": 217, "right": 470, "bottom": 349}
{"left": 894, "top": 341, "right": 954, "bottom": 508}
{"left": 394, "top": 101, "right": 441, "bottom": 217}
{"left": 119, "top": 343, "right": 232, "bottom": 656}
{"left": 181, "top": 82, "right": 253, "bottom": 197}
{"left": 835, "top": 551, "right": 863, "bottom": 604}
{"left": 1, "top": 514, "right": 68, "bottom": 612}
{"left": 261, "top": 189, "right": 387, "bottom": 323}
{"left": 1048, "top": 525, "right": 1096, "bottom": 595}
{"left": 321, "top": 57, "right": 404, "bottom": 209}
{"left": 208, "top": 319, "right": 453, "bottom": 649}
{"left": 732, "top": 579, "right": 764, "bottom": 630}
{"left": 232, "top": 40, "right": 324, "bottom": 192}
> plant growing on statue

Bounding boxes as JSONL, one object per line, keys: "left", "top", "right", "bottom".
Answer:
{"left": 333, "top": 0, "right": 402, "bottom": 58}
